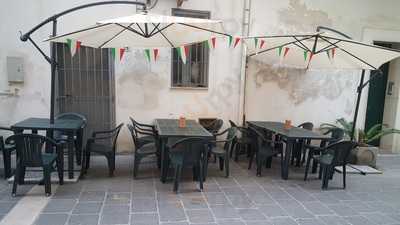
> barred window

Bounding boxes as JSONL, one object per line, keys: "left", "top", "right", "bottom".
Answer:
{"left": 171, "top": 8, "right": 210, "bottom": 88}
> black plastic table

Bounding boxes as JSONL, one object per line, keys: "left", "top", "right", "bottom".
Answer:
{"left": 247, "top": 121, "right": 330, "bottom": 180}
{"left": 154, "top": 119, "right": 213, "bottom": 183}
{"left": 11, "top": 117, "right": 84, "bottom": 180}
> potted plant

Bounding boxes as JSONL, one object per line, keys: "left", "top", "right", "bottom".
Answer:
{"left": 320, "top": 118, "right": 400, "bottom": 168}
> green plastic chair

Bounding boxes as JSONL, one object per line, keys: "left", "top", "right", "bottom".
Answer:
{"left": 6, "top": 134, "right": 63, "bottom": 196}
{"left": 209, "top": 127, "right": 236, "bottom": 178}
{"left": 0, "top": 127, "right": 16, "bottom": 179}
{"left": 167, "top": 138, "right": 210, "bottom": 193}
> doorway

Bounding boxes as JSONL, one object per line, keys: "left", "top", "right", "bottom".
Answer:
{"left": 55, "top": 43, "right": 116, "bottom": 140}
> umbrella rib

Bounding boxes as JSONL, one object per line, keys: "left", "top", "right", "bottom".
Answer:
{"left": 319, "top": 35, "right": 378, "bottom": 70}
{"left": 153, "top": 24, "right": 175, "bottom": 48}
{"left": 135, "top": 23, "right": 146, "bottom": 36}
{"left": 245, "top": 34, "right": 315, "bottom": 39}
{"left": 98, "top": 23, "right": 134, "bottom": 48}
{"left": 315, "top": 40, "right": 341, "bottom": 54}
{"left": 320, "top": 35, "right": 400, "bottom": 53}
{"left": 292, "top": 36, "right": 311, "bottom": 51}
{"left": 292, "top": 42, "right": 308, "bottom": 51}
{"left": 115, "top": 23, "right": 146, "bottom": 37}
{"left": 149, "top": 23, "right": 174, "bottom": 37}
{"left": 177, "top": 23, "right": 230, "bottom": 37}
{"left": 248, "top": 36, "right": 315, "bottom": 57}
{"left": 148, "top": 23, "right": 161, "bottom": 36}
{"left": 45, "top": 23, "right": 112, "bottom": 42}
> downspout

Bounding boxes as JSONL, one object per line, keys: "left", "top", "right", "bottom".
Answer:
{"left": 238, "top": 0, "right": 251, "bottom": 125}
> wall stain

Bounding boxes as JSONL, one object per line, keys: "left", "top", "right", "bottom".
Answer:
{"left": 249, "top": 59, "right": 355, "bottom": 106}
{"left": 277, "top": 0, "right": 332, "bottom": 33}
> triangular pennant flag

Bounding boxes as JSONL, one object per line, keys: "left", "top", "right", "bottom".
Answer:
{"left": 309, "top": 52, "right": 314, "bottom": 62}
{"left": 303, "top": 51, "right": 308, "bottom": 61}
{"left": 327, "top": 50, "right": 331, "bottom": 60}
{"left": 153, "top": 49, "right": 159, "bottom": 61}
{"left": 233, "top": 37, "right": 241, "bottom": 48}
{"left": 76, "top": 41, "right": 81, "bottom": 52}
{"left": 111, "top": 48, "right": 116, "bottom": 60}
{"left": 177, "top": 46, "right": 188, "bottom": 64}
{"left": 283, "top": 47, "right": 290, "bottom": 57}
{"left": 228, "top": 36, "right": 233, "bottom": 47}
{"left": 278, "top": 46, "right": 283, "bottom": 56}
{"left": 331, "top": 48, "right": 336, "bottom": 59}
{"left": 144, "top": 49, "right": 151, "bottom": 62}
{"left": 211, "top": 37, "right": 216, "bottom": 49}
{"left": 66, "top": 38, "right": 78, "bottom": 57}
{"left": 254, "top": 38, "right": 259, "bottom": 49}
{"left": 119, "top": 48, "right": 125, "bottom": 61}
{"left": 205, "top": 40, "right": 211, "bottom": 49}
{"left": 259, "top": 40, "right": 266, "bottom": 49}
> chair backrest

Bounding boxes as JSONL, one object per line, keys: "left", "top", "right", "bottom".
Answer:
{"left": 169, "top": 138, "right": 210, "bottom": 166}
{"left": 298, "top": 122, "right": 314, "bottom": 131}
{"left": 210, "top": 119, "right": 224, "bottom": 134}
{"left": 248, "top": 126, "right": 273, "bottom": 153}
{"left": 0, "top": 127, "right": 14, "bottom": 152}
{"left": 323, "top": 141, "right": 357, "bottom": 166}
{"left": 127, "top": 123, "right": 149, "bottom": 149}
{"left": 229, "top": 120, "right": 237, "bottom": 128}
{"left": 55, "top": 112, "right": 87, "bottom": 128}
{"left": 6, "top": 134, "right": 58, "bottom": 167}
{"left": 320, "top": 128, "right": 345, "bottom": 147}
{"left": 220, "top": 127, "right": 237, "bottom": 154}
{"left": 111, "top": 123, "right": 124, "bottom": 152}
{"left": 129, "top": 117, "right": 155, "bottom": 136}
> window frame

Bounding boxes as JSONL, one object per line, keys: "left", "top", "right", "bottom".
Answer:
{"left": 170, "top": 8, "right": 211, "bottom": 89}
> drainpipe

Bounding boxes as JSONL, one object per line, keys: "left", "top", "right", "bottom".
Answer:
{"left": 238, "top": 0, "right": 251, "bottom": 125}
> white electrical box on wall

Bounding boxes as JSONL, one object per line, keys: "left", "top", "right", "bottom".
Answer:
{"left": 7, "top": 56, "right": 24, "bottom": 83}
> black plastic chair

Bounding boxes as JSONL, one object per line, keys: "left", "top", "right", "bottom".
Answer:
{"left": 0, "top": 127, "right": 16, "bottom": 179}
{"left": 54, "top": 113, "right": 87, "bottom": 165}
{"left": 167, "top": 138, "right": 210, "bottom": 193}
{"left": 248, "top": 126, "right": 283, "bottom": 176}
{"left": 316, "top": 141, "right": 357, "bottom": 189}
{"left": 229, "top": 120, "right": 252, "bottom": 161}
{"left": 129, "top": 117, "right": 157, "bottom": 146}
{"left": 304, "top": 128, "right": 344, "bottom": 181}
{"left": 291, "top": 122, "right": 314, "bottom": 166}
{"left": 84, "top": 123, "right": 123, "bottom": 176}
{"left": 203, "top": 119, "right": 224, "bottom": 135}
{"left": 208, "top": 127, "right": 236, "bottom": 178}
{"left": 6, "top": 134, "right": 63, "bottom": 196}
{"left": 127, "top": 124, "right": 158, "bottom": 178}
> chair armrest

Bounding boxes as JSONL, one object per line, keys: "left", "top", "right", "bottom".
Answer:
{"left": 92, "top": 129, "right": 116, "bottom": 138}
{"left": 0, "top": 127, "right": 14, "bottom": 132}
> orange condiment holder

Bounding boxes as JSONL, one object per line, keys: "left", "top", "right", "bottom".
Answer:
{"left": 178, "top": 116, "right": 186, "bottom": 128}
{"left": 284, "top": 119, "right": 292, "bottom": 130}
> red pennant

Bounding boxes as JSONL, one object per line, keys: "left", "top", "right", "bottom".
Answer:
{"left": 233, "top": 38, "right": 241, "bottom": 48}
{"left": 283, "top": 47, "right": 290, "bottom": 57}
{"left": 331, "top": 48, "right": 336, "bottom": 59}
{"left": 76, "top": 41, "right": 82, "bottom": 51}
{"left": 259, "top": 40, "right": 266, "bottom": 49}
{"left": 119, "top": 48, "right": 125, "bottom": 60}
{"left": 184, "top": 45, "right": 190, "bottom": 56}
{"left": 309, "top": 52, "right": 314, "bottom": 61}
{"left": 211, "top": 37, "right": 216, "bottom": 48}
{"left": 153, "top": 49, "right": 159, "bottom": 61}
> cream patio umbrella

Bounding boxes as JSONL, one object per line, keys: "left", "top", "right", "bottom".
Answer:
{"left": 242, "top": 28, "right": 400, "bottom": 138}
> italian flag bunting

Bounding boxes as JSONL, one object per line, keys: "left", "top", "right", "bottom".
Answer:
{"left": 110, "top": 48, "right": 125, "bottom": 62}
{"left": 119, "top": 48, "right": 125, "bottom": 61}
{"left": 259, "top": 40, "right": 266, "bottom": 49}
{"left": 228, "top": 36, "right": 233, "bottom": 47}
{"left": 153, "top": 49, "right": 159, "bottom": 61}
{"left": 233, "top": 37, "right": 241, "bottom": 48}
{"left": 144, "top": 49, "right": 160, "bottom": 62}
{"left": 303, "top": 50, "right": 308, "bottom": 62}
{"left": 111, "top": 48, "right": 116, "bottom": 60}
{"left": 254, "top": 38, "right": 259, "bottom": 49}
{"left": 278, "top": 46, "right": 283, "bottom": 56}
{"left": 177, "top": 46, "right": 190, "bottom": 64}
{"left": 284, "top": 47, "right": 290, "bottom": 57}
{"left": 66, "top": 39, "right": 81, "bottom": 57}
{"left": 327, "top": 48, "right": 336, "bottom": 60}
{"left": 144, "top": 49, "right": 151, "bottom": 62}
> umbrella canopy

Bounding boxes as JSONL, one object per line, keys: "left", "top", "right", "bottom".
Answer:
{"left": 244, "top": 32, "right": 400, "bottom": 70}
{"left": 46, "top": 12, "right": 228, "bottom": 48}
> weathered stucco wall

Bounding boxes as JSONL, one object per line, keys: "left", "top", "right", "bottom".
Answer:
{"left": 1, "top": 0, "right": 400, "bottom": 152}
{"left": 245, "top": 0, "right": 400, "bottom": 153}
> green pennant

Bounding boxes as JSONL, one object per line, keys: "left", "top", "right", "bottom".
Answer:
{"left": 254, "top": 38, "right": 259, "bottom": 48}
{"left": 228, "top": 36, "right": 233, "bottom": 47}
{"left": 205, "top": 40, "right": 210, "bottom": 49}
{"left": 111, "top": 48, "right": 116, "bottom": 60}
{"left": 66, "top": 39, "right": 72, "bottom": 50}
{"left": 278, "top": 46, "right": 283, "bottom": 56}
{"left": 144, "top": 49, "right": 151, "bottom": 62}
{"left": 303, "top": 51, "right": 308, "bottom": 61}
{"left": 326, "top": 51, "right": 331, "bottom": 60}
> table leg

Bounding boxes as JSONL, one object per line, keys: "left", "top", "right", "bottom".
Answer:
{"left": 160, "top": 137, "right": 167, "bottom": 183}
{"left": 68, "top": 132, "right": 74, "bottom": 179}
{"left": 282, "top": 139, "right": 293, "bottom": 180}
{"left": 76, "top": 128, "right": 83, "bottom": 165}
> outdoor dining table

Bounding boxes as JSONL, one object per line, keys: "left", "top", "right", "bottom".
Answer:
{"left": 154, "top": 119, "right": 213, "bottom": 183}
{"left": 11, "top": 117, "right": 85, "bottom": 180}
{"left": 247, "top": 121, "right": 331, "bottom": 180}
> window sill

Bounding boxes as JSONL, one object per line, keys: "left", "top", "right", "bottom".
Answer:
{"left": 170, "top": 87, "right": 208, "bottom": 91}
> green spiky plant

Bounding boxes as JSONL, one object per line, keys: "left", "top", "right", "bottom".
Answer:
{"left": 320, "top": 117, "right": 400, "bottom": 146}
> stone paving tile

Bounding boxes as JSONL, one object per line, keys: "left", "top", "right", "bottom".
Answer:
{"left": 72, "top": 202, "right": 103, "bottom": 214}
{"left": 42, "top": 199, "right": 77, "bottom": 213}
{"left": 79, "top": 191, "right": 106, "bottom": 202}
{"left": 317, "top": 215, "right": 350, "bottom": 225}
{"left": 362, "top": 212, "right": 399, "bottom": 225}
{"left": 270, "top": 217, "right": 298, "bottom": 225}
{"left": 181, "top": 195, "right": 208, "bottom": 209}
{"left": 100, "top": 204, "right": 130, "bottom": 225}
{"left": 131, "top": 198, "right": 157, "bottom": 212}
{"left": 302, "top": 201, "right": 333, "bottom": 215}
{"left": 245, "top": 221, "right": 273, "bottom": 225}
{"left": 131, "top": 213, "right": 159, "bottom": 225}
{"left": 237, "top": 208, "right": 266, "bottom": 221}
{"left": 0, "top": 201, "right": 16, "bottom": 214}
{"left": 105, "top": 192, "right": 131, "bottom": 204}
{"left": 210, "top": 204, "right": 240, "bottom": 219}
{"left": 67, "top": 214, "right": 99, "bottom": 225}
{"left": 277, "top": 199, "right": 314, "bottom": 219}
{"left": 327, "top": 204, "right": 359, "bottom": 216}
{"left": 217, "top": 219, "right": 246, "bottom": 225}
{"left": 34, "top": 213, "right": 69, "bottom": 225}
{"left": 186, "top": 209, "right": 214, "bottom": 223}
{"left": 343, "top": 215, "right": 376, "bottom": 225}
{"left": 258, "top": 204, "right": 288, "bottom": 217}
{"left": 158, "top": 202, "right": 186, "bottom": 222}
{"left": 204, "top": 192, "right": 230, "bottom": 205}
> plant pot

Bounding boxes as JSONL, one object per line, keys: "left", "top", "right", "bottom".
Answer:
{"left": 348, "top": 145, "right": 378, "bottom": 168}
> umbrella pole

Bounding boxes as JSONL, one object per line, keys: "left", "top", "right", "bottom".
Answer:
{"left": 50, "top": 20, "right": 57, "bottom": 124}
{"left": 350, "top": 69, "right": 365, "bottom": 141}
